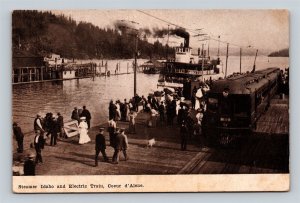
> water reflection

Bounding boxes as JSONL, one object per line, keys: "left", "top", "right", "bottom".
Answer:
{"left": 13, "top": 73, "right": 159, "bottom": 133}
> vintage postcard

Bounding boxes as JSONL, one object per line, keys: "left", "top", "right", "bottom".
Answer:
{"left": 12, "top": 9, "right": 289, "bottom": 193}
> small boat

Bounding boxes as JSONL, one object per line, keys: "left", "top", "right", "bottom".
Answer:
{"left": 140, "top": 59, "right": 164, "bottom": 74}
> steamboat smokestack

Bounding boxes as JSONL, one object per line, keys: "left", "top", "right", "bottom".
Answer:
{"left": 172, "top": 28, "right": 190, "bottom": 48}
{"left": 153, "top": 27, "right": 190, "bottom": 47}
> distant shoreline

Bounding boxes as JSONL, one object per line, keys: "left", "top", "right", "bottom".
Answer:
{"left": 268, "top": 48, "right": 289, "bottom": 57}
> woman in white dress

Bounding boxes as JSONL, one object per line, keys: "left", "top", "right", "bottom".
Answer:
{"left": 78, "top": 117, "right": 91, "bottom": 144}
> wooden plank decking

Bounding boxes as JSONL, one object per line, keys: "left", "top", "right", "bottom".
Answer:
{"left": 255, "top": 96, "right": 289, "bottom": 135}
{"left": 13, "top": 96, "right": 289, "bottom": 175}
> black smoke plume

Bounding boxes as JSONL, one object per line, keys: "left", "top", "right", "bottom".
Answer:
{"left": 153, "top": 27, "right": 190, "bottom": 47}
{"left": 114, "top": 20, "right": 137, "bottom": 35}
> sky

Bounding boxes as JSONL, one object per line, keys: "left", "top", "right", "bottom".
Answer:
{"left": 52, "top": 9, "right": 289, "bottom": 52}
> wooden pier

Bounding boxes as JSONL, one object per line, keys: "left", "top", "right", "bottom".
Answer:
{"left": 255, "top": 95, "right": 289, "bottom": 135}
{"left": 12, "top": 56, "right": 136, "bottom": 85}
{"left": 13, "top": 96, "right": 289, "bottom": 175}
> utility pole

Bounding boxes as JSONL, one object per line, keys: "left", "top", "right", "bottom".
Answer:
{"left": 201, "top": 43, "right": 205, "bottom": 82}
{"left": 240, "top": 47, "right": 242, "bottom": 74}
{"left": 225, "top": 43, "right": 229, "bottom": 78}
{"left": 134, "top": 33, "right": 138, "bottom": 96}
{"left": 217, "top": 35, "right": 220, "bottom": 58}
{"left": 119, "top": 19, "right": 139, "bottom": 96}
{"left": 207, "top": 38, "right": 210, "bottom": 58}
{"left": 252, "top": 49, "right": 258, "bottom": 73}
{"left": 166, "top": 24, "right": 170, "bottom": 61}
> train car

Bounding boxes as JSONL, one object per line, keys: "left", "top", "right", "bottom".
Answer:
{"left": 202, "top": 67, "right": 282, "bottom": 146}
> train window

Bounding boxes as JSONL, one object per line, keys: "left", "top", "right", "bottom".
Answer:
{"left": 219, "top": 97, "right": 231, "bottom": 115}
{"left": 207, "top": 98, "right": 218, "bottom": 112}
{"left": 234, "top": 97, "right": 249, "bottom": 116}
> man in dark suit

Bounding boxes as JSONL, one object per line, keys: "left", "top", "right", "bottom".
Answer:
{"left": 71, "top": 107, "right": 80, "bottom": 123}
{"left": 13, "top": 122, "right": 24, "bottom": 153}
{"left": 80, "top": 106, "right": 91, "bottom": 129}
{"left": 23, "top": 153, "right": 36, "bottom": 176}
{"left": 50, "top": 116, "right": 58, "bottom": 146}
{"left": 56, "top": 112, "right": 64, "bottom": 138}
{"left": 34, "top": 130, "right": 45, "bottom": 164}
{"left": 180, "top": 121, "right": 188, "bottom": 151}
{"left": 95, "top": 128, "right": 109, "bottom": 166}
{"left": 112, "top": 128, "right": 128, "bottom": 164}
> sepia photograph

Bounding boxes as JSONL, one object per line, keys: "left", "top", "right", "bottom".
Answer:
{"left": 11, "top": 9, "right": 289, "bottom": 192}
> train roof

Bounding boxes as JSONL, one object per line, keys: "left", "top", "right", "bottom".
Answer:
{"left": 209, "top": 67, "right": 281, "bottom": 94}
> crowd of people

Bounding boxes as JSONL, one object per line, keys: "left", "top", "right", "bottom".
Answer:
{"left": 107, "top": 85, "right": 209, "bottom": 152}
{"left": 12, "top": 106, "right": 93, "bottom": 175}
{"left": 13, "top": 83, "right": 210, "bottom": 175}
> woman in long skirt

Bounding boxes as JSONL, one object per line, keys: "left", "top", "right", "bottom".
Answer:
{"left": 78, "top": 117, "right": 91, "bottom": 144}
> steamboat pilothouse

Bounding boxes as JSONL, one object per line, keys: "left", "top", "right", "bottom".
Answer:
{"left": 157, "top": 37, "right": 224, "bottom": 99}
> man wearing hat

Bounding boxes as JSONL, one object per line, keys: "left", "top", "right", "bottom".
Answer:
{"left": 57, "top": 112, "right": 65, "bottom": 138}
{"left": 12, "top": 122, "right": 24, "bottom": 153}
{"left": 95, "top": 127, "right": 109, "bottom": 166}
{"left": 34, "top": 114, "right": 44, "bottom": 133}
{"left": 112, "top": 128, "right": 129, "bottom": 164}
{"left": 80, "top": 106, "right": 91, "bottom": 129}
{"left": 34, "top": 130, "right": 45, "bottom": 164}
{"left": 111, "top": 127, "right": 119, "bottom": 149}
{"left": 71, "top": 107, "right": 80, "bottom": 123}
{"left": 50, "top": 115, "right": 58, "bottom": 146}
{"left": 23, "top": 153, "right": 36, "bottom": 176}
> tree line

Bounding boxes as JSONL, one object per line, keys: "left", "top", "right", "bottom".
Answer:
{"left": 268, "top": 48, "right": 289, "bottom": 57}
{"left": 12, "top": 10, "right": 173, "bottom": 59}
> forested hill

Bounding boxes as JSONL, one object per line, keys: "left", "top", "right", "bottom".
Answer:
{"left": 12, "top": 10, "right": 172, "bottom": 59}
{"left": 268, "top": 48, "right": 289, "bottom": 57}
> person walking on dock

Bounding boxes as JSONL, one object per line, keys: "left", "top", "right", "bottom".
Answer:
{"left": 33, "top": 130, "right": 45, "bottom": 164}
{"left": 112, "top": 128, "right": 129, "bottom": 164}
{"left": 34, "top": 114, "right": 45, "bottom": 134}
{"left": 108, "top": 119, "right": 116, "bottom": 146}
{"left": 134, "top": 94, "right": 141, "bottom": 112}
{"left": 50, "top": 116, "right": 58, "bottom": 146}
{"left": 141, "top": 95, "right": 147, "bottom": 110}
{"left": 124, "top": 99, "right": 130, "bottom": 121}
{"left": 128, "top": 109, "right": 137, "bottom": 134}
{"left": 94, "top": 128, "right": 109, "bottom": 166}
{"left": 191, "top": 86, "right": 197, "bottom": 109}
{"left": 109, "top": 100, "right": 117, "bottom": 121}
{"left": 120, "top": 100, "right": 126, "bottom": 121}
{"left": 78, "top": 117, "right": 91, "bottom": 144}
{"left": 71, "top": 107, "right": 80, "bottom": 124}
{"left": 158, "top": 101, "right": 165, "bottom": 125}
{"left": 13, "top": 122, "right": 24, "bottom": 153}
{"left": 44, "top": 112, "right": 53, "bottom": 138}
{"left": 115, "top": 100, "right": 121, "bottom": 121}
{"left": 57, "top": 112, "right": 64, "bottom": 138}
{"left": 80, "top": 106, "right": 91, "bottom": 129}
{"left": 180, "top": 121, "right": 188, "bottom": 151}
{"left": 23, "top": 153, "right": 36, "bottom": 176}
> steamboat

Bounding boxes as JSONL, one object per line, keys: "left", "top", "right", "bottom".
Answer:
{"left": 157, "top": 34, "right": 224, "bottom": 99}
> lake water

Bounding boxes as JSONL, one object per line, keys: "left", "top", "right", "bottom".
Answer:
{"left": 12, "top": 56, "right": 289, "bottom": 133}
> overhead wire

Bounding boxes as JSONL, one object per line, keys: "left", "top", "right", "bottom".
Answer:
{"left": 136, "top": 9, "right": 257, "bottom": 51}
